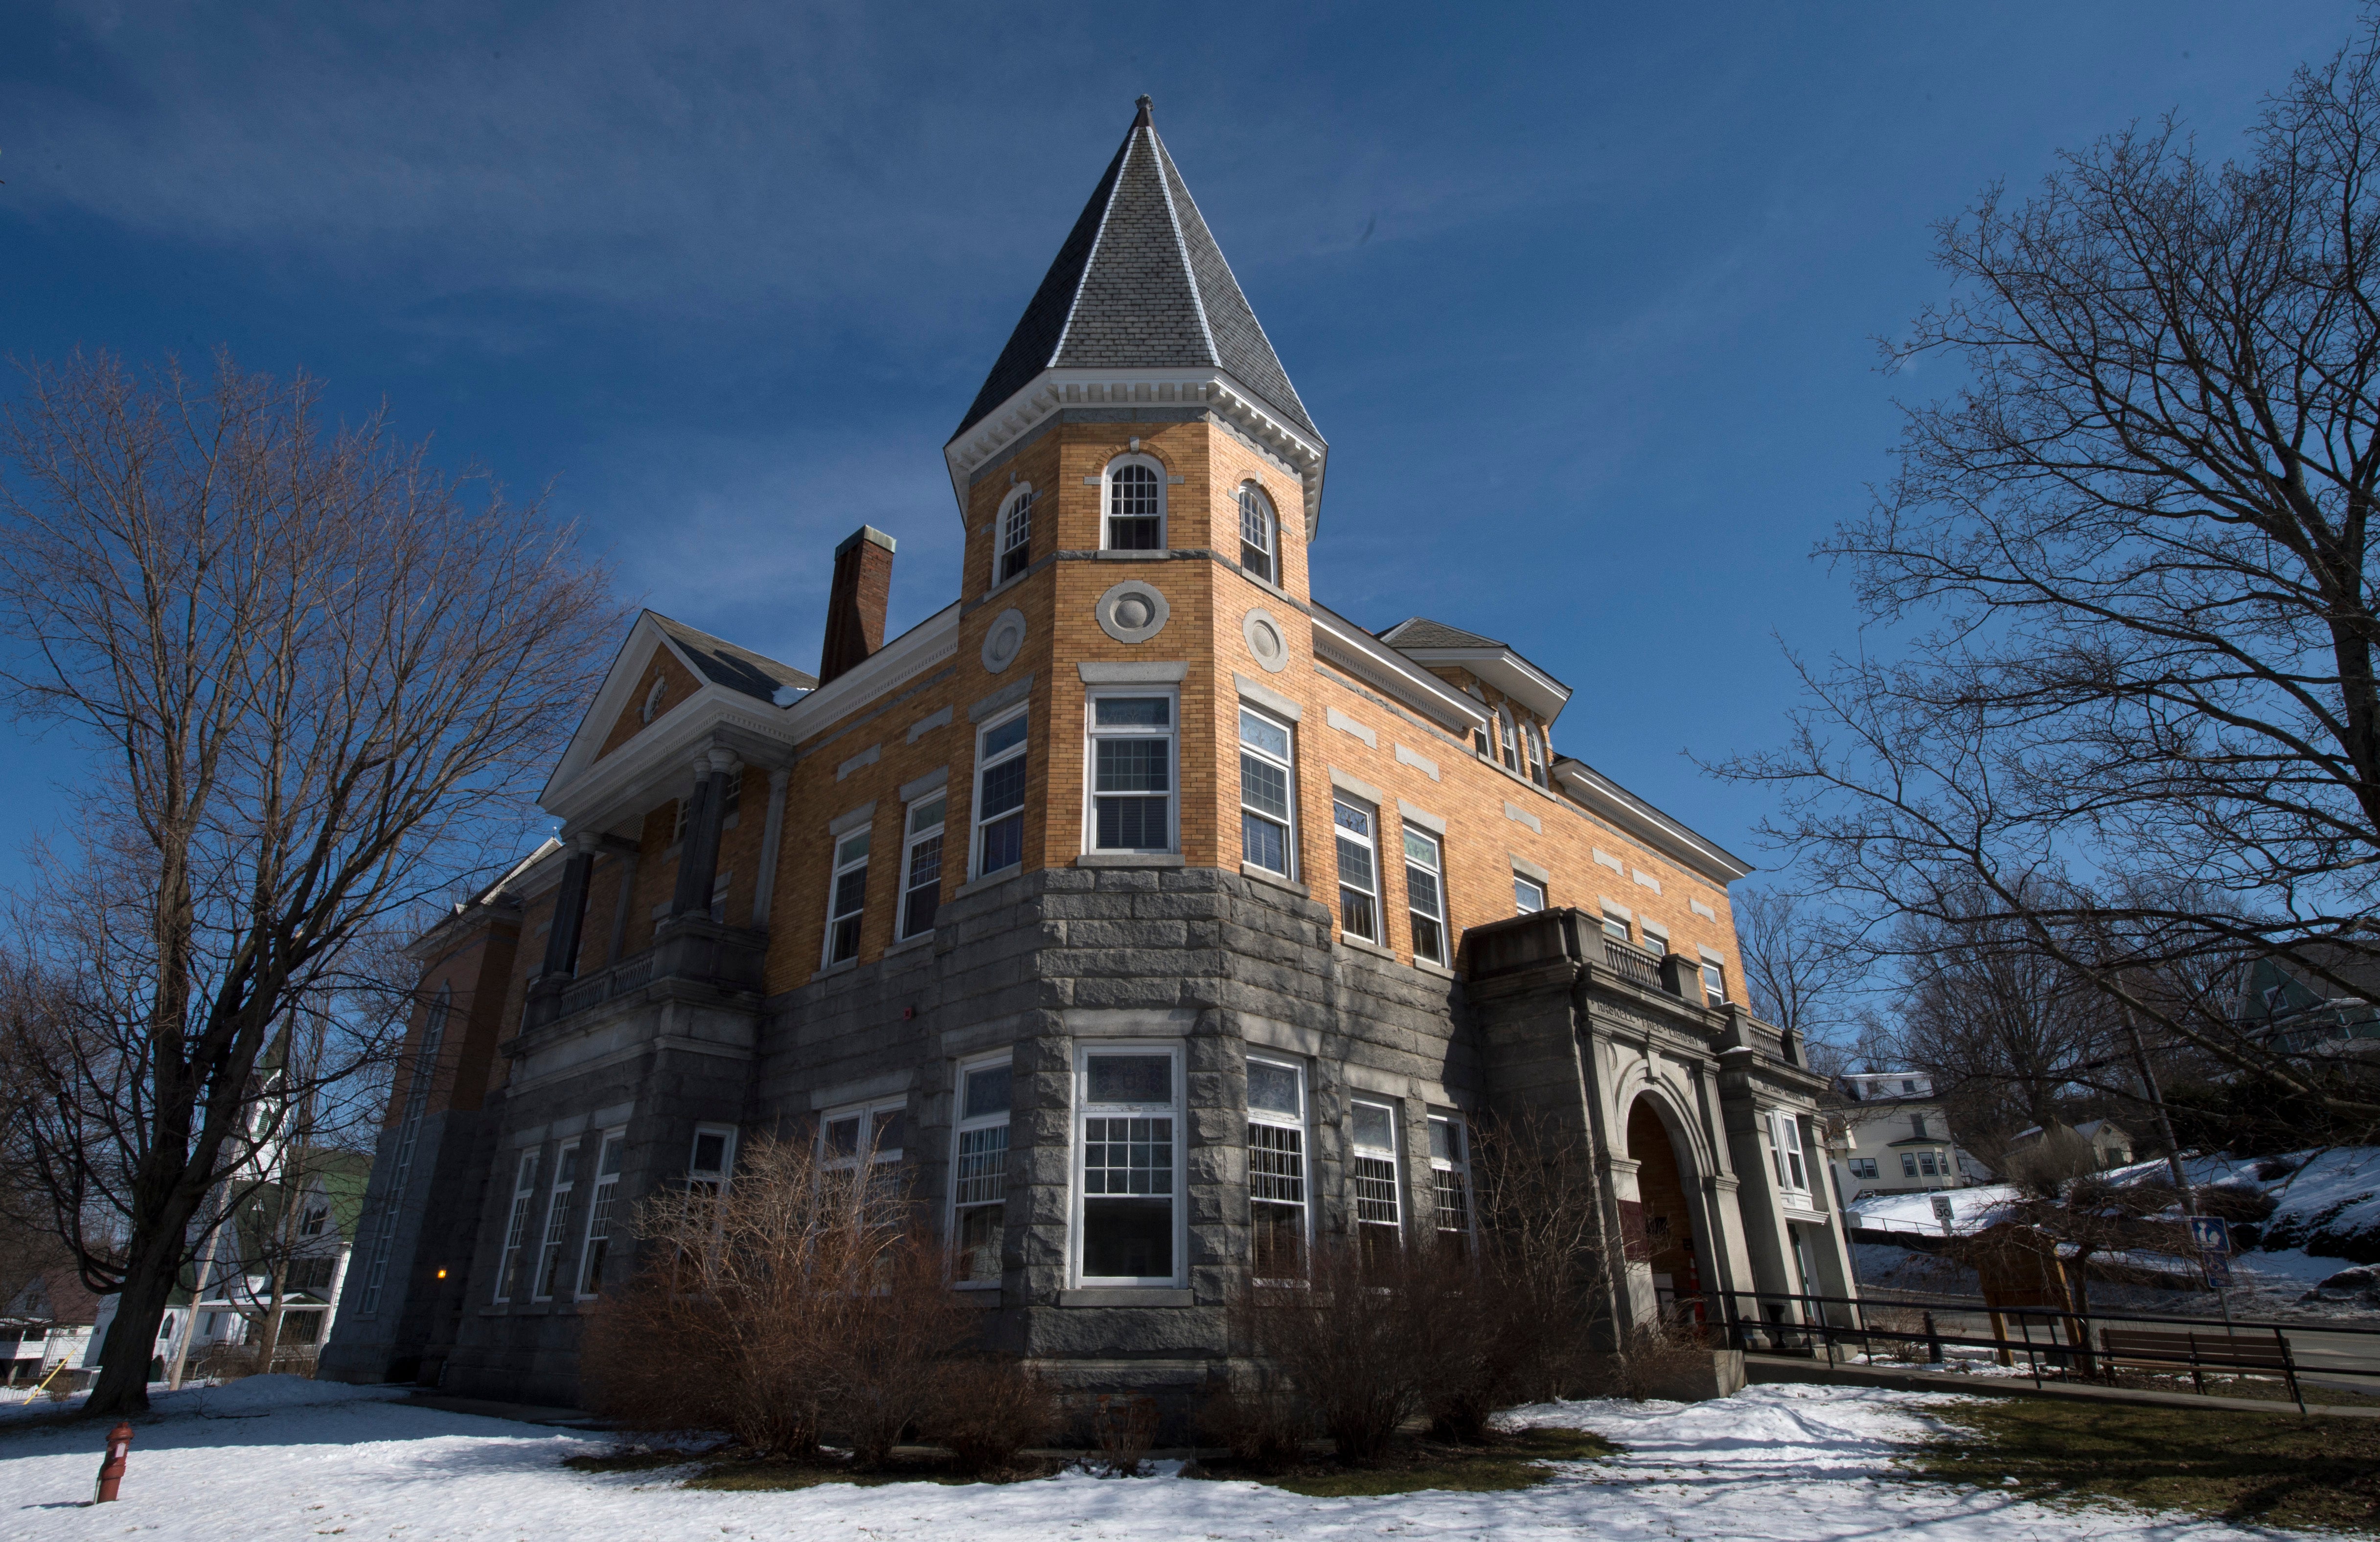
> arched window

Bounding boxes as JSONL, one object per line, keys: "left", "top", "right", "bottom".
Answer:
{"left": 1497, "top": 708, "right": 1519, "bottom": 771}
{"left": 1106, "top": 460, "right": 1163, "bottom": 550}
{"left": 996, "top": 486, "right": 1034, "bottom": 585}
{"left": 1237, "top": 483, "right": 1276, "bottom": 584}
{"left": 1523, "top": 722, "right": 1549, "bottom": 788}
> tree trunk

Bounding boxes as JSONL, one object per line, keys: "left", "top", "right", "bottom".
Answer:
{"left": 88, "top": 1227, "right": 193, "bottom": 1414}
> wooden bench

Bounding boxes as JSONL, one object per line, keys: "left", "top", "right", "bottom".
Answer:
{"left": 2100, "top": 1327, "right": 2299, "bottom": 1400}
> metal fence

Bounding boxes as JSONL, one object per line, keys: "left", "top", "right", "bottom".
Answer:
{"left": 1661, "top": 1286, "right": 2380, "bottom": 1415}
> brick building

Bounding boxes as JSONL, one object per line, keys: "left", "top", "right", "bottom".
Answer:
{"left": 320, "top": 96, "right": 1854, "bottom": 1407}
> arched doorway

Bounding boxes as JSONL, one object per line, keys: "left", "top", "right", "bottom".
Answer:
{"left": 1626, "top": 1097, "right": 1704, "bottom": 1327}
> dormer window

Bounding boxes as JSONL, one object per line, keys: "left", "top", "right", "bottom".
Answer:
{"left": 1496, "top": 708, "right": 1519, "bottom": 771}
{"left": 997, "top": 486, "right": 1035, "bottom": 585}
{"left": 1106, "top": 459, "right": 1163, "bottom": 550}
{"left": 1237, "top": 484, "right": 1276, "bottom": 584}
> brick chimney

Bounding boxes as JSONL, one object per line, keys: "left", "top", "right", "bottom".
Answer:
{"left": 818, "top": 526, "right": 896, "bottom": 686}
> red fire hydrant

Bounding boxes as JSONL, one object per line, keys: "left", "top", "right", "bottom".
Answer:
{"left": 94, "top": 1421, "right": 133, "bottom": 1503}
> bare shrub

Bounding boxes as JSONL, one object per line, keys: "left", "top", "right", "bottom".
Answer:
{"left": 1089, "top": 1392, "right": 1159, "bottom": 1476}
{"left": 579, "top": 1132, "right": 973, "bottom": 1462}
{"left": 926, "top": 1358, "right": 1060, "bottom": 1475}
{"left": 1230, "top": 1240, "right": 1453, "bottom": 1464}
{"left": 1616, "top": 1324, "right": 1720, "bottom": 1401}
{"left": 1465, "top": 1110, "right": 1620, "bottom": 1406}
{"left": 1195, "top": 1374, "right": 1312, "bottom": 1472}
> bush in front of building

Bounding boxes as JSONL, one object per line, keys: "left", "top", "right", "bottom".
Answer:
{"left": 579, "top": 1133, "right": 977, "bottom": 1464}
{"left": 922, "top": 1356, "right": 1062, "bottom": 1475}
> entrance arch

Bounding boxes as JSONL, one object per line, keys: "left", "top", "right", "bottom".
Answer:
{"left": 1626, "top": 1095, "right": 1707, "bottom": 1325}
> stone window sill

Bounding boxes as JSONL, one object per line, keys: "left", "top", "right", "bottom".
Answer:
{"left": 1338, "top": 933, "right": 1396, "bottom": 961}
{"left": 954, "top": 868, "right": 1024, "bottom": 900}
{"left": 1092, "top": 548, "right": 1171, "bottom": 561}
{"left": 1412, "top": 956, "right": 1456, "bottom": 979}
{"left": 812, "top": 957, "right": 858, "bottom": 982}
{"left": 1059, "top": 1287, "right": 1193, "bottom": 1308}
{"left": 1239, "top": 862, "right": 1308, "bottom": 897}
{"left": 883, "top": 930, "right": 935, "bottom": 957}
{"left": 1076, "top": 852, "right": 1186, "bottom": 868}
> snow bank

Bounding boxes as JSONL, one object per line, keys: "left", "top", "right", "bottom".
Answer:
{"left": 0, "top": 1381, "right": 2299, "bottom": 1542}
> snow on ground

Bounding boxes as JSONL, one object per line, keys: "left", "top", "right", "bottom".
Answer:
{"left": 0, "top": 1375, "right": 2309, "bottom": 1542}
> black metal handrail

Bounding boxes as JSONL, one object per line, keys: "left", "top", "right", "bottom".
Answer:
{"left": 1663, "top": 1286, "right": 2380, "bottom": 1415}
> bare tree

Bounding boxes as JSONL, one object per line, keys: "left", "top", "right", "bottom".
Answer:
{"left": 1731, "top": 888, "right": 1856, "bottom": 1055}
{"left": 0, "top": 351, "right": 616, "bottom": 1414}
{"left": 1722, "top": 17, "right": 2380, "bottom": 1133}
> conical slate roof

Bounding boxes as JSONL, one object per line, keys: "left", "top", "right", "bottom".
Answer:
{"left": 951, "top": 97, "right": 1319, "bottom": 445}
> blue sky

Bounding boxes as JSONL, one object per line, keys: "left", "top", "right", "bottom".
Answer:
{"left": 0, "top": 0, "right": 2364, "bottom": 887}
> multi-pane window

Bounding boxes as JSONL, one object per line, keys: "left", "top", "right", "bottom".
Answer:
{"left": 1514, "top": 873, "right": 1547, "bottom": 914}
{"left": 687, "top": 1126, "right": 735, "bottom": 1199}
{"left": 495, "top": 1150, "right": 539, "bottom": 1303}
{"left": 1767, "top": 1111, "right": 1809, "bottom": 1195}
{"left": 952, "top": 1061, "right": 1012, "bottom": 1284}
{"left": 1429, "top": 1113, "right": 1473, "bottom": 1241}
{"left": 1107, "top": 461, "right": 1163, "bottom": 549}
{"left": 1600, "top": 909, "right": 1630, "bottom": 943}
{"left": 899, "top": 794, "right": 946, "bottom": 939}
{"left": 997, "top": 487, "right": 1035, "bottom": 585}
{"left": 359, "top": 983, "right": 450, "bottom": 1314}
{"left": 1701, "top": 956, "right": 1728, "bottom": 1006}
{"left": 1641, "top": 924, "right": 1671, "bottom": 959}
{"left": 1247, "top": 1059, "right": 1307, "bottom": 1279}
{"left": 1088, "top": 694, "right": 1174, "bottom": 852}
{"left": 823, "top": 1102, "right": 908, "bottom": 1171}
{"left": 1497, "top": 709, "right": 1519, "bottom": 771}
{"left": 1526, "top": 723, "right": 1551, "bottom": 788}
{"left": 975, "top": 710, "right": 1028, "bottom": 877}
{"left": 532, "top": 1140, "right": 578, "bottom": 1300}
{"left": 576, "top": 1132, "right": 625, "bottom": 1298}
{"left": 1077, "top": 1048, "right": 1179, "bottom": 1285}
{"left": 1239, "top": 707, "right": 1295, "bottom": 876}
{"left": 824, "top": 827, "right": 870, "bottom": 965}
{"left": 1350, "top": 1101, "right": 1402, "bottom": 1258}
{"left": 1849, "top": 1157, "right": 1880, "bottom": 1180}
{"left": 1238, "top": 484, "right": 1276, "bottom": 583}
{"left": 1334, "top": 798, "right": 1379, "bottom": 942}
{"left": 1404, "top": 827, "right": 1446, "bottom": 963}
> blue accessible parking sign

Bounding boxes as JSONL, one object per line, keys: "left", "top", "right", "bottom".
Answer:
{"left": 2189, "top": 1216, "right": 2232, "bottom": 1254}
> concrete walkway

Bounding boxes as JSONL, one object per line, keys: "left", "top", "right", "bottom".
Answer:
{"left": 1745, "top": 1353, "right": 2380, "bottom": 1418}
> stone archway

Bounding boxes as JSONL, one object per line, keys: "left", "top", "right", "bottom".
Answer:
{"left": 1626, "top": 1096, "right": 1707, "bottom": 1324}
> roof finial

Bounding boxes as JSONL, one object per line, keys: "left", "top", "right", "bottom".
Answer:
{"left": 1133, "top": 94, "right": 1153, "bottom": 129}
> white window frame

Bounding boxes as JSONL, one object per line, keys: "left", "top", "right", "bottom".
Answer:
{"left": 950, "top": 1056, "right": 1013, "bottom": 1288}
{"left": 1350, "top": 1099, "right": 1403, "bottom": 1251}
{"left": 1428, "top": 1111, "right": 1473, "bottom": 1241}
{"left": 1237, "top": 482, "right": 1277, "bottom": 584}
{"left": 687, "top": 1123, "right": 737, "bottom": 1197}
{"left": 973, "top": 706, "right": 1030, "bottom": 879}
{"left": 1246, "top": 1056, "right": 1309, "bottom": 1281}
{"left": 1402, "top": 825, "right": 1447, "bottom": 964}
{"left": 1333, "top": 795, "right": 1380, "bottom": 942}
{"left": 1238, "top": 704, "right": 1296, "bottom": 878}
{"left": 1599, "top": 907, "right": 1631, "bottom": 943}
{"left": 1084, "top": 686, "right": 1178, "bottom": 855}
{"left": 530, "top": 1139, "right": 579, "bottom": 1302}
{"left": 1767, "top": 1110, "right": 1809, "bottom": 1196}
{"left": 494, "top": 1149, "right": 539, "bottom": 1304}
{"left": 1523, "top": 721, "right": 1549, "bottom": 788}
{"left": 1514, "top": 872, "right": 1547, "bottom": 914}
{"left": 822, "top": 824, "right": 871, "bottom": 966}
{"left": 897, "top": 790, "right": 948, "bottom": 940}
{"left": 1497, "top": 707, "right": 1519, "bottom": 771}
{"left": 1101, "top": 454, "right": 1167, "bottom": 551}
{"left": 821, "top": 1100, "right": 909, "bottom": 1172}
{"left": 1641, "top": 921, "right": 1671, "bottom": 958}
{"left": 1700, "top": 952, "right": 1728, "bottom": 1006}
{"left": 1073, "top": 1042, "right": 1185, "bottom": 1289}
{"left": 995, "top": 484, "right": 1035, "bottom": 588}
{"left": 1849, "top": 1156, "right": 1880, "bottom": 1180}
{"left": 574, "top": 1128, "right": 627, "bottom": 1300}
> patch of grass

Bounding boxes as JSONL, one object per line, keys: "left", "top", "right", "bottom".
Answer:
{"left": 1197, "top": 1425, "right": 1619, "bottom": 1497}
{"left": 678, "top": 1450, "right": 1063, "bottom": 1491}
{"left": 1908, "top": 1396, "right": 2380, "bottom": 1535}
{"left": 561, "top": 1446, "right": 707, "bottom": 1474}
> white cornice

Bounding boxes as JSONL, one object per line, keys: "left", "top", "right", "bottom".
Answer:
{"left": 1551, "top": 757, "right": 1754, "bottom": 887}
{"left": 782, "top": 602, "right": 961, "bottom": 739}
{"left": 943, "top": 367, "right": 1328, "bottom": 538}
{"left": 1390, "top": 645, "right": 1572, "bottom": 724}
{"left": 1310, "top": 608, "right": 1488, "bottom": 735}
{"left": 543, "top": 693, "right": 799, "bottom": 827}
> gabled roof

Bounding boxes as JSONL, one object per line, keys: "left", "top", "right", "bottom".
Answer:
{"left": 1379, "top": 615, "right": 1571, "bottom": 722}
{"left": 1378, "top": 617, "right": 1508, "bottom": 652}
{"left": 951, "top": 96, "right": 1318, "bottom": 446}
{"left": 651, "top": 613, "right": 815, "bottom": 706}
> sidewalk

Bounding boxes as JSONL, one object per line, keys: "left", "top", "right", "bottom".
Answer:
{"left": 398, "top": 1391, "right": 609, "bottom": 1428}
{"left": 1744, "top": 1353, "right": 2380, "bottom": 1418}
